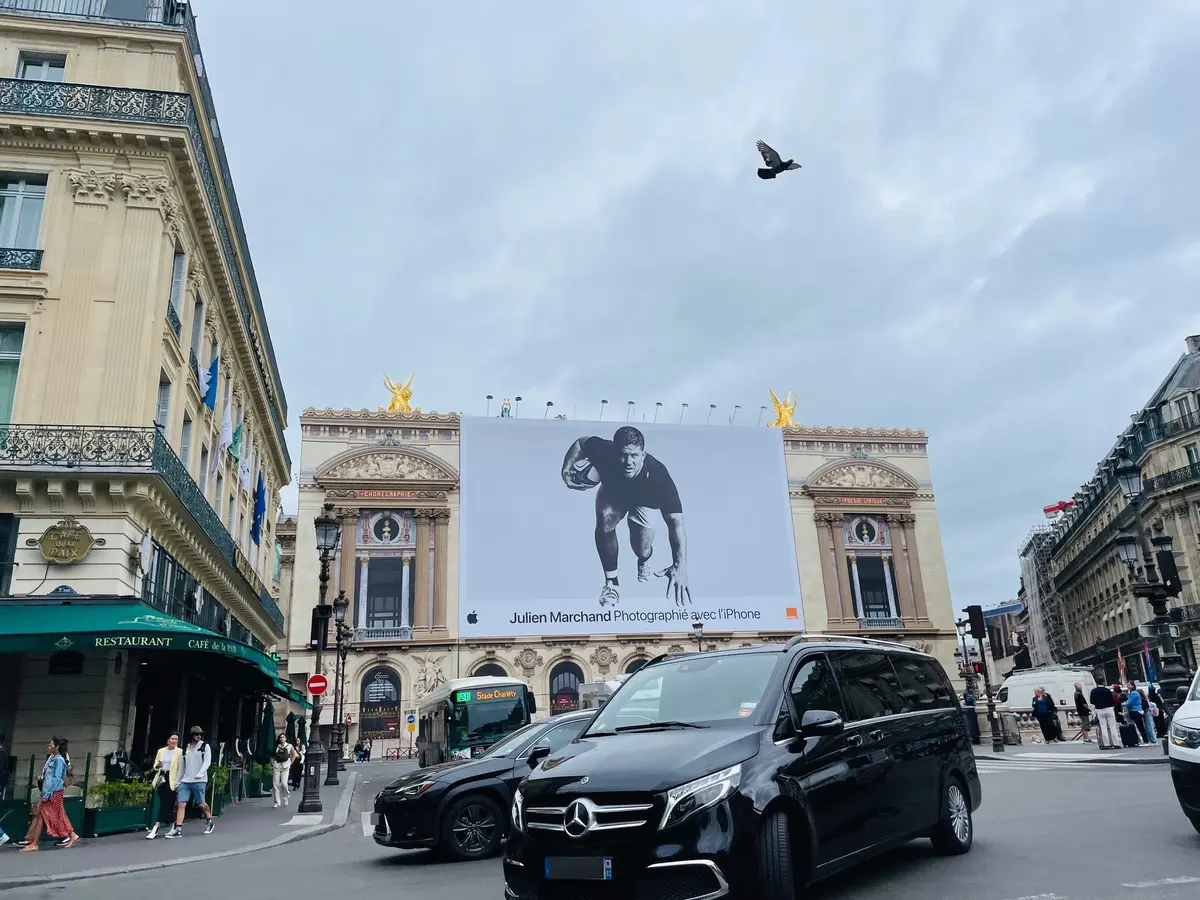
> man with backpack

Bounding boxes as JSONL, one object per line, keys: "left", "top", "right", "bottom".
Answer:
{"left": 166, "top": 726, "right": 215, "bottom": 837}
{"left": 271, "top": 733, "right": 298, "bottom": 808}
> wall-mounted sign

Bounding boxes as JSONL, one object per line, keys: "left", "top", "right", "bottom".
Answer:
{"left": 34, "top": 517, "right": 104, "bottom": 564}
{"left": 355, "top": 490, "right": 425, "bottom": 500}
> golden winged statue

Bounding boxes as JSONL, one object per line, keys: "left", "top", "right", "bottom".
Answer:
{"left": 766, "top": 389, "right": 798, "bottom": 428}
{"left": 380, "top": 372, "right": 419, "bottom": 415}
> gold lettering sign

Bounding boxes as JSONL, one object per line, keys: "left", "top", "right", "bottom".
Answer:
{"left": 234, "top": 547, "right": 264, "bottom": 596}
{"left": 37, "top": 517, "right": 103, "bottom": 564}
{"left": 356, "top": 490, "right": 423, "bottom": 499}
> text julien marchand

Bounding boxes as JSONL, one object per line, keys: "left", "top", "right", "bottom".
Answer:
{"left": 509, "top": 608, "right": 764, "bottom": 626}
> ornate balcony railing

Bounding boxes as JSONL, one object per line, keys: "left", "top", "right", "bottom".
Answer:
{"left": 166, "top": 301, "right": 182, "bottom": 338}
{"left": 857, "top": 617, "right": 904, "bottom": 630}
{"left": 188, "top": 347, "right": 199, "bottom": 382}
{"left": 0, "top": 423, "right": 283, "bottom": 631}
{"left": 1157, "top": 410, "right": 1200, "bottom": 442}
{"left": 0, "top": 247, "right": 43, "bottom": 270}
{"left": 0, "top": 62, "right": 289, "bottom": 466}
{"left": 354, "top": 627, "right": 414, "bottom": 643}
{"left": 1144, "top": 461, "right": 1200, "bottom": 495}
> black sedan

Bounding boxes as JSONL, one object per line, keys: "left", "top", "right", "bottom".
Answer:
{"left": 372, "top": 708, "right": 594, "bottom": 861}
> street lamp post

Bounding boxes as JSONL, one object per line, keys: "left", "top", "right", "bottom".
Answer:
{"left": 691, "top": 617, "right": 704, "bottom": 653}
{"left": 299, "top": 504, "right": 341, "bottom": 813}
{"left": 324, "top": 591, "right": 350, "bottom": 785}
{"left": 1114, "top": 457, "right": 1191, "bottom": 753}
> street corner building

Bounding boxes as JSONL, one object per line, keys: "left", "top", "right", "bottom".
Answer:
{"left": 0, "top": 0, "right": 306, "bottom": 828}
{"left": 280, "top": 404, "right": 961, "bottom": 754}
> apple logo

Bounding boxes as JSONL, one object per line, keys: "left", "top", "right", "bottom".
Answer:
{"left": 466, "top": 611, "right": 478, "bottom": 625}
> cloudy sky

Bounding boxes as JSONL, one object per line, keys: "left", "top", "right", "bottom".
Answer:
{"left": 194, "top": 0, "right": 1200, "bottom": 612}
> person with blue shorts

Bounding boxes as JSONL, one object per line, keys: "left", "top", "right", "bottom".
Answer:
{"left": 165, "top": 725, "right": 215, "bottom": 838}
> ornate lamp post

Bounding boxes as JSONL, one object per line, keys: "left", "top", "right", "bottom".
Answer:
{"left": 1113, "top": 457, "right": 1191, "bottom": 752}
{"left": 691, "top": 617, "right": 704, "bottom": 653}
{"left": 325, "top": 591, "right": 351, "bottom": 785}
{"left": 299, "top": 504, "right": 341, "bottom": 813}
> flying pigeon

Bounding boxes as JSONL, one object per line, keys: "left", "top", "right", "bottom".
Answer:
{"left": 756, "top": 140, "right": 801, "bottom": 179}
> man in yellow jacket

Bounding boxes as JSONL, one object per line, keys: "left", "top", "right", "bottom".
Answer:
{"left": 147, "top": 734, "right": 182, "bottom": 839}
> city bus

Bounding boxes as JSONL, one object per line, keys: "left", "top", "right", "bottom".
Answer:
{"left": 415, "top": 676, "right": 536, "bottom": 767}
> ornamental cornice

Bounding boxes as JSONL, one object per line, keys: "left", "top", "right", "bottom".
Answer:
{"left": 301, "top": 407, "right": 461, "bottom": 425}
{"left": 783, "top": 425, "right": 927, "bottom": 440}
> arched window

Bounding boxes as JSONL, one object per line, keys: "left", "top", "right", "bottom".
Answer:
{"left": 359, "top": 667, "right": 402, "bottom": 740}
{"left": 623, "top": 658, "right": 648, "bottom": 675}
{"left": 474, "top": 662, "right": 508, "bottom": 678}
{"left": 548, "top": 660, "right": 584, "bottom": 715}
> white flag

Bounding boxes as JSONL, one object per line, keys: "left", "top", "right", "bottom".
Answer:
{"left": 240, "top": 429, "right": 253, "bottom": 491}
{"left": 213, "top": 397, "right": 233, "bottom": 475}
{"left": 197, "top": 356, "right": 210, "bottom": 397}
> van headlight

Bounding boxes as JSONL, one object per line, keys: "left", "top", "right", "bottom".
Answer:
{"left": 1172, "top": 722, "right": 1200, "bottom": 750}
{"left": 511, "top": 788, "right": 524, "bottom": 833}
{"left": 658, "top": 764, "right": 741, "bottom": 830}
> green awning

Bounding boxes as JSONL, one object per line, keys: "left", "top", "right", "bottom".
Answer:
{"left": 272, "top": 676, "right": 313, "bottom": 710}
{"left": 0, "top": 599, "right": 279, "bottom": 679}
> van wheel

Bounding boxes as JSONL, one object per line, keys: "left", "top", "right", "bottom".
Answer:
{"left": 440, "top": 794, "right": 503, "bottom": 861}
{"left": 929, "top": 776, "right": 973, "bottom": 854}
{"left": 757, "top": 810, "right": 799, "bottom": 900}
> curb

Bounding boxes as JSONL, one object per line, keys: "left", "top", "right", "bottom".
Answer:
{"left": 0, "top": 771, "right": 358, "bottom": 891}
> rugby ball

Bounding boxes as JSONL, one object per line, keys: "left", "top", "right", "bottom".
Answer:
{"left": 570, "top": 459, "right": 601, "bottom": 489}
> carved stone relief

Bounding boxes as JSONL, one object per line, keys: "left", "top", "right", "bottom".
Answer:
{"left": 66, "top": 168, "right": 117, "bottom": 205}
{"left": 808, "top": 463, "right": 916, "bottom": 491}
{"left": 321, "top": 451, "right": 453, "bottom": 482}
{"left": 514, "top": 647, "right": 544, "bottom": 677}
{"left": 589, "top": 645, "right": 616, "bottom": 675}
{"left": 413, "top": 654, "right": 446, "bottom": 697}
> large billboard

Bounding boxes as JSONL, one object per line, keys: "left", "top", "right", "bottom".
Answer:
{"left": 459, "top": 416, "right": 803, "bottom": 637}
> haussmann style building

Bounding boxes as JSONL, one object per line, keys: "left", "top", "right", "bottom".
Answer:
{"left": 0, "top": 0, "right": 301, "bottom": 814}
{"left": 278, "top": 398, "right": 961, "bottom": 755}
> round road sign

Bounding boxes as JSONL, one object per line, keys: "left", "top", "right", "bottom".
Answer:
{"left": 307, "top": 674, "right": 328, "bottom": 696}
{"left": 406, "top": 713, "right": 416, "bottom": 725}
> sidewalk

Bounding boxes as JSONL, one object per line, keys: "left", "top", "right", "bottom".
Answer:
{"left": 972, "top": 739, "right": 1169, "bottom": 765}
{"left": 0, "top": 771, "right": 358, "bottom": 890}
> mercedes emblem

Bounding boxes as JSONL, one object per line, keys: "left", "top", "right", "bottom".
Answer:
{"left": 563, "top": 799, "right": 593, "bottom": 838}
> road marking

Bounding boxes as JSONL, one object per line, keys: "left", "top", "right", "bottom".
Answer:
{"left": 362, "top": 811, "right": 372, "bottom": 837}
{"left": 1122, "top": 877, "right": 1200, "bottom": 889}
{"left": 284, "top": 814, "right": 322, "bottom": 827}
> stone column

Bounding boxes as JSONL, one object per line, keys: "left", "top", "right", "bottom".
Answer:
{"left": 814, "top": 513, "right": 844, "bottom": 625}
{"left": 831, "top": 514, "right": 856, "bottom": 625}
{"left": 413, "top": 512, "right": 432, "bottom": 632}
{"left": 881, "top": 553, "right": 898, "bottom": 618}
{"left": 886, "top": 513, "right": 916, "bottom": 620}
{"left": 432, "top": 511, "right": 450, "bottom": 632}
{"left": 338, "top": 510, "right": 358, "bottom": 609}
{"left": 357, "top": 557, "right": 370, "bottom": 629}
{"left": 899, "top": 514, "right": 929, "bottom": 621}
{"left": 849, "top": 555, "right": 863, "bottom": 618}
{"left": 400, "top": 556, "right": 412, "bottom": 628}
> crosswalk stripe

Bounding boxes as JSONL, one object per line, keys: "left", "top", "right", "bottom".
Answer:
{"left": 975, "top": 760, "right": 1134, "bottom": 772}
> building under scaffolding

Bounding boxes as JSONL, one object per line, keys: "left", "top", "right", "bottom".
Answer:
{"left": 1019, "top": 526, "right": 1068, "bottom": 666}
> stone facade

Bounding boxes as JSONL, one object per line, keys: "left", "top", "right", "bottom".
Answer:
{"left": 280, "top": 409, "right": 960, "bottom": 752}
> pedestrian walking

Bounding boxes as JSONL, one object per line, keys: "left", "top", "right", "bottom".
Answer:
{"left": 165, "top": 726, "right": 215, "bottom": 838}
{"left": 363, "top": 738, "right": 372, "bottom": 761}
{"left": 288, "top": 740, "right": 306, "bottom": 791}
{"left": 1090, "top": 681, "right": 1120, "bottom": 749}
{"left": 147, "top": 734, "right": 182, "bottom": 839}
{"left": 19, "top": 737, "right": 80, "bottom": 851}
{"left": 1032, "top": 687, "right": 1063, "bottom": 742}
{"left": 1074, "top": 683, "right": 1093, "bottom": 742}
{"left": 272, "top": 734, "right": 297, "bottom": 808}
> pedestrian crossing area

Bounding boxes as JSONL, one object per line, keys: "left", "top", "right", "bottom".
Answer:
{"left": 974, "top": 752, "right": 1147, "bottom": 774}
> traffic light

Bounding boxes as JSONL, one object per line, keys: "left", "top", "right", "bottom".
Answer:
{"left": 309, "top": 605, "right": 332, "bottom": 651}
{"left": 966, "top": 604, "right": 986, "bottom": 640}
{"left": 972, "top": 662, "right": 982, "bottom": 675}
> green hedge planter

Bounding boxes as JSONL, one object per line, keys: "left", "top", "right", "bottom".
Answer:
{"left": 86, "top": 803, "right": 151, "bottom": 837}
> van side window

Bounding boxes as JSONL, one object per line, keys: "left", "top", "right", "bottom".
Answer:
{"left": 776, "top": 653, "right": 845, "bottom": 740}
{"left": 996, "top": 687, "right": 1008, "bottom": 703}
{"left": 830, "top": 651, "right": 908, "bottom": 720}
{"left": 890, "top": 655, "right": 956, "bottom": 711}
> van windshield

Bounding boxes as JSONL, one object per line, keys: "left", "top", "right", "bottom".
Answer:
{"left": 585, "top": 653, "right": 779, "bottom": 734}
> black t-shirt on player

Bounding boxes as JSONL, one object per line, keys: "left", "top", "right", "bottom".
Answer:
{"left": 581, "top": 437, "right": 683, "bottom": 515}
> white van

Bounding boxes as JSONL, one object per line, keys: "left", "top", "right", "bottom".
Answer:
{"left": 1168, "top": 669, "right": 1200, "bottom": 833}
{"left": 994, "top": 666, "right": 1098, "bottom": 713}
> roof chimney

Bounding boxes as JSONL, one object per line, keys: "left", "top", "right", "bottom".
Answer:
{"left": 1187, "top": 335, "right": 1200, "bottom": 355}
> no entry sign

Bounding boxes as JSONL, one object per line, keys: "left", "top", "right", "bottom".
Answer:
{"left": 307, "top": 674, "right": 328, "bottom": 696}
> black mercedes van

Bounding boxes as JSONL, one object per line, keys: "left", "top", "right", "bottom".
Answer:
{"left": 503, "top": 635, "right": 980, "bottom": 900}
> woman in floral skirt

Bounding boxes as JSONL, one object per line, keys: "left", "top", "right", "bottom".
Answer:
{"left": 19, "top": 737, "right": 79, "bottom": 851}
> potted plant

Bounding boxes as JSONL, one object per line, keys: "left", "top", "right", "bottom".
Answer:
{"left": 85, "top": 780, "right": 154, "bottom": 837}
{"left": 206, "top": 765, "right": 230, "bottom": 816}
{"left": 247, "top": 762, "right": 269, "bottom": 797}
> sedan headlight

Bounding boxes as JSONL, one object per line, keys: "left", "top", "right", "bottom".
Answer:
{"left": 511, "top": 788, "right": 524, "bottom": 833}
{"left": 658, "top": 764, "right": 741, "bottom": 831}
{"left": 385, "top": 780, "right": 435, "bottom": 800}
{"left": 1172, "top": 721, "right": 1200, "bottom": 750}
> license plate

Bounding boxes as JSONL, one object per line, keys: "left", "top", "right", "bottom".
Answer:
{"left": 544, "top": 857, "right": 613, "bottom": 881}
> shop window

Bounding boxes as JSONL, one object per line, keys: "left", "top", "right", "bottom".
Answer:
{"left": 360, "top": 667, "right": 402, "bottom": 740}
{"left": 0, "top": 513, "right": 17, "bottom": 596}
{"left": 549, "top": 660, "right": 584, "bottom": 715}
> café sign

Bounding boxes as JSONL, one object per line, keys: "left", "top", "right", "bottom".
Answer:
{"left": 35, "top": 517, "right": 104, "bottom": 564}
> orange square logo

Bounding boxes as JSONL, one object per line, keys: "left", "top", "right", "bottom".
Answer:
{"left": 785, "top": 607, "right": 799, "bottom": 620}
